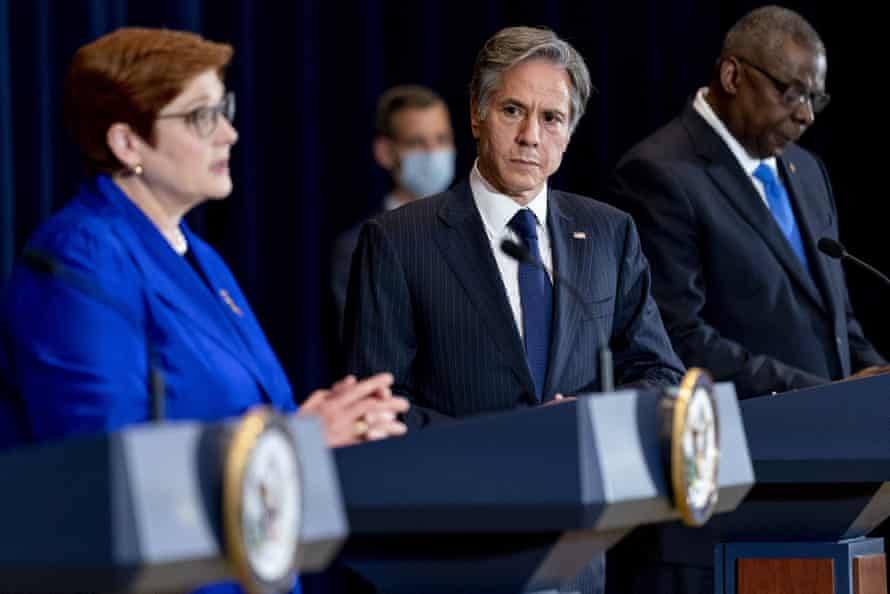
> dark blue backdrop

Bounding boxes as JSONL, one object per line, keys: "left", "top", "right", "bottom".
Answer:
{"left": 1, "top": 0, "right": 885, "bottom": 400}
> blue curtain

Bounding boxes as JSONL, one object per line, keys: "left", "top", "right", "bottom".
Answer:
{"left": 0, "top": 0, "right": 884, "bottom": 398}
{"left": 0, "top": 1, "right": 12, "bottom": 281}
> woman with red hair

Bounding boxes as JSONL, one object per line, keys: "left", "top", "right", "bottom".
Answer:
{"left": 0, "top": 27, "right": 408, "bottom": 593}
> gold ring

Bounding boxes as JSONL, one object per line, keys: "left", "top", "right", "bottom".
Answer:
{"left": 353, "top": 418, "right": 369, "bottom": 439}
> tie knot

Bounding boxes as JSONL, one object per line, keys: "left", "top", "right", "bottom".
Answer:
{"left": 509, "top": 209, "right": 539, "bottom": 241}
{"left": 753, "top": 163, "right": 779, "bottom": 188}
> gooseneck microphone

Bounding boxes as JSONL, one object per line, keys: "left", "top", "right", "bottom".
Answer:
{"left": 817, "top": 238, "right": 890, "bottom": 289}
{"left": 21, "top": 249, "right": 166, "bottom": 422}
{"left": 501, "top": 239, "right": 615, "bottom": 393}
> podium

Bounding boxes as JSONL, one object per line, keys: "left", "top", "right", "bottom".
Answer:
{"left": 334, "top": 383, "right": 755, "bottom": 593}
{"left": 0, "top": 416, "right": 346, "bottom": 593}
{"left": 650, "top": 375, "right": 890, "bottom": 594}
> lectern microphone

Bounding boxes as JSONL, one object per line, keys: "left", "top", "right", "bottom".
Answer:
{"left": 817, "top": 237, "right": 890, "bottom": 289}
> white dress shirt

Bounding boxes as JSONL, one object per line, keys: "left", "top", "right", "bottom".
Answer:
{"left": 383, "top": 193, "right": 403, "bottom": 212}
{"left": 693, "top": 87, "right": 782, "bottom": 206}
{"left": 469, "top": 160, "right": 552, "bottom": 339}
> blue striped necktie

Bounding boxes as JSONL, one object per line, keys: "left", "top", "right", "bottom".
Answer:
{"left": 508, "top": 209, "right": 553, "bottom": 401}
{"left": 753, "top": 163, "right": 811, "bottom": 275}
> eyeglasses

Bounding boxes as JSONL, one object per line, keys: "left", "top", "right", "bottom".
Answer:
{"left": 735, "top": 56, "right": 831, "bottom": 114}
{"left": 156, "top": 91, "right": 236, "bottom": 137}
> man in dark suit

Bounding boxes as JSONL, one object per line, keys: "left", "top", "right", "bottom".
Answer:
{"left": 344, "top": 25, "right": 683, "bottom": 428}
{"left": 329, "top": 85, "right": 455, "bottom": 341}
{"left": 603, "top": 6, "right": 886, "bottom": 593}
{"left": 343, "top": 24, "right": 684, "bottom": 594}
{"left": 606, "top": 6, "right": 885, "bottom": 403}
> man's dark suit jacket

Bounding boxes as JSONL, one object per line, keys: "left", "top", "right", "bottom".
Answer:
{"left": 606, "top": 102, "right": 884, "bottom": 401}
{"left": 343, "top": 179, "right": 685, "bottom": 429}
{"left": 602, "top": 102, "right": 886, "bottom": 594}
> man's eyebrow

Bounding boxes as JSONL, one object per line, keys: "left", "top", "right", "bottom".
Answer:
{"left": 499, "top": 96, "right": 528, "bottom": 108}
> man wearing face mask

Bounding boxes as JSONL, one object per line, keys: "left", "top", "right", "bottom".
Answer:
{"left": 329, "top": 85, "right": 456, "bottom": 339}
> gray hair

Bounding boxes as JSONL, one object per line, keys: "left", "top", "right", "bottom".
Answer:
{"left": 470, "top": 26, "right": 592, "bottom": 134}
{"left": 723, "top": 6, "right": 825, "bottom": 64}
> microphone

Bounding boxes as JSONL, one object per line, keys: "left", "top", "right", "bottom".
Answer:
{"left": 21, "top": 249, "right": 166, "bottom": 422}
{"left": 817, "top": 238, "right": 890, "bottom": 289}
{"left": 500, "top": 239, "right": 614, "bottom": 393}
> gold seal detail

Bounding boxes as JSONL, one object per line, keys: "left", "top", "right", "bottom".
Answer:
{"left": 671, "top": 368, "right": 720, "bottom": 527}
{"left": 223, "top": 407, "right": 302, "bottom": 594}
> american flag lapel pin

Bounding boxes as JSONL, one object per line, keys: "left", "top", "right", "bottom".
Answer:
{"left": 573, "top": 231, "right": 586, "bottom": 239}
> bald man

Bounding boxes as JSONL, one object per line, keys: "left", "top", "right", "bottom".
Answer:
{"left": 604, "top": 6, "right": 885, "bottom": 593}
{"left": 607, "top": 6, "right": 884, "bottom": 402}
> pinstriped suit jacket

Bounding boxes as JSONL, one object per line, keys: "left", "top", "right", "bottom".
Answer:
{"left": 343, "top": 179, "right": 685, "bottom": 428}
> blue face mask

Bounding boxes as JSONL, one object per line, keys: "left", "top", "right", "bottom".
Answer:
{"left": 398, "top": 148, "right": 456, "bottom": 199}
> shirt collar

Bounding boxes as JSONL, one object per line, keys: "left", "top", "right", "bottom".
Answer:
{"left": 469, "top": 159, "right": 548, "bottom": 235}
{"left": 383, "top": 193, "right": 402, "bottom": 212}
{"left": 693, "top": 87, "right": 777, "bottom": 176}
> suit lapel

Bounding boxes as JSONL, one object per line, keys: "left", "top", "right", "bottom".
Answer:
{"left": 543, "top": 192, "right": 585, "bottom": 398}
{"left": 434, "top": 181, "right": 536, "bottom": 396}
{"left": 683, "top": 106, "right": 827, "bottom": 314}
{"left": 97, "top": 177, "right": 273, "bottom": 401}
{"left": 779, "top": 155, "right": 836, "bottom": 318}
{"left": 182, "top": 230, "right": 279, "bottom": 400}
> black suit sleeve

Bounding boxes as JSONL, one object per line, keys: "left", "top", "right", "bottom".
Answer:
{"left": 329, "top": 232, "right": 355, "bottom": 340}
{"left": 609, "top": 216, "right": 687, "bottom": 390}
{"left": 814, "top": 157, "right": 886, "bottom": 371}
{"left": 610, "top": 157, "right": 827, "bottom": 397}
{"left": 845, "top": 291, "right": 885, "bottom": 371}
{"left": 342, "top": 220, "right": 455, "bottom": 429}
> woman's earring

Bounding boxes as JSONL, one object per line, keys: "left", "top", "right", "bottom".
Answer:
{"left": 131, "top": 163, "right": 144, "bottom": 176}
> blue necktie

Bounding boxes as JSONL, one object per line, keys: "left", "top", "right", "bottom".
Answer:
{"left": 753, "top": 163, "right": 812, "bottom": 274}
{"left": 508, "top": 209, "right": 553, "bottom": 401}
